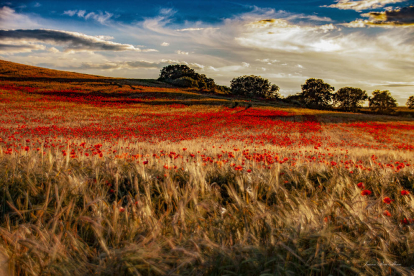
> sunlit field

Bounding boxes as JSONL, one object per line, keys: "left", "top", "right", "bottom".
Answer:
{"left": 1, "top": 61, "right": 414, "bottom": 276}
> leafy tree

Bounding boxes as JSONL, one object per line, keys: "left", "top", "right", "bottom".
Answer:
{"left": 159, "top": 64, "right": 195, "bottom": 81}
{"left": 334, "top": 87, "right": 368, "bottom": 112}
{"left": 369, "top": 90, "right": 397, "bottom": 114}
{"left": 407, "top": 96, "right": 414, "bottom": 109}
{"left": 158, "top": 64, "right": 216, "bottom": 90}
{"left": 230, "top": 75, "right": 280, "bottom": 99}
{"left": 300, "top": 78, "right": 334, "bottom": 108}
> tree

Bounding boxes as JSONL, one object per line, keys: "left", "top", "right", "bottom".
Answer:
{"left": 334, "top": 87, "right": 368, "bottom": 112}
{"left": 158, "top": 64, "right": 216, "bottom": 90}
{"left": 369, "top": 90, "right": 397, "bottom": 114}
{"left": 230, "top": 75, "right": 280, "bottom": 99}
{"left": 407, "top": 96, "right": 414, "bottom": 109}
{"left": 300, "top": 78, "right": 334, "bottom": 108}
{"left": 159, "top": 64, "right": 195, "bottom": 81}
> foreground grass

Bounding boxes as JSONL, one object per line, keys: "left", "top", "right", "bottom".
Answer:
{"left": 1, "top": 142, "right": 413, "bottom": 276}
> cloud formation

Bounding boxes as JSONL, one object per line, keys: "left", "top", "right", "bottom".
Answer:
{"left": 63, "top": 9, "right": 113, "bottom": 24}
{"left": 236, "top": 19, "right": 339, "bottom": 52}
{"left": 0, "top": 29, "right": 156, "bottom": 52}
{"left": 343, "top": 6, "right": 414, "bottom": 27}
{"left": 363, "top": 6, "right": 414, "bottom": 26}
{"left": 64, "top": 60, "right": 205, "bottom": 71}
{"left": 0, "top": 43, "right": 45, "bottom": 54}
{"left": 0, "top": 6, "right": 40, "bottom": 29}
{"left": 322, "top": 0, "right": 407, "bottom": 11}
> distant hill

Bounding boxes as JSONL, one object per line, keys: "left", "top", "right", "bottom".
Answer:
{"left": 0, "top": 59, "right": 107, "bottom": 79}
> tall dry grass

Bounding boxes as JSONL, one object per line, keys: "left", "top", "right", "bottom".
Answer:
{"left": 1, "top": 140, "right": 413, "bottom": 276}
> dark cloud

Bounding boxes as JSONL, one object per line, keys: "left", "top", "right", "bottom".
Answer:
{"left": 364, "top": 6, "right": 414, "bottom": 26}
{"left": 0, "top": 29, "right": 149, "bottom": 52}
{"left": 0, "top": 42, "right": 45, "bottom": 53}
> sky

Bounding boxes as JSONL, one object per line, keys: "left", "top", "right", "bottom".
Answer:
{"left": 0, "top": 0, "right": 414, "bottom": 104}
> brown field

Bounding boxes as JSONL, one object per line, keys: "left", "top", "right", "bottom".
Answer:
{"left": 0, "top": 60, "right": 414, "bottom": 276}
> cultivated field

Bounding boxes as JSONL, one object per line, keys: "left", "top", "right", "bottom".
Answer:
{"left": 0, "top": 60, "right": 414, "bottom": 275}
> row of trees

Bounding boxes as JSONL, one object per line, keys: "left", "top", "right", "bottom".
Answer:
{"left": 159, "top": 65, "right": 413, "bottom": 113}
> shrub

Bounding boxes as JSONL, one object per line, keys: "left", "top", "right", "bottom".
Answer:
{"left": 170, "top": 76, "right": 198, "bottom": 88}
{"left": 230, "top": 75, "right": 280, "bottom": 99}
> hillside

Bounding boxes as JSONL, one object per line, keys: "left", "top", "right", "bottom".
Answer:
{"left": 0, "top": 59, "right": 108, "bottom": 79}
{"left": 0, "top": 59, "right": 414, "bottom": 276}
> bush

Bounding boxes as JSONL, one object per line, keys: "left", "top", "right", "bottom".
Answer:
{"left": 216, "top": 85, "right": 231, "bottom": 94}
{"left": 230, "top": 75, "right": 280, "bottom": 99}
{"left": 369, "top": 90, "right": 397, "bottom": 114}
{"left": 170, "top": 76, "right": 198, "bottom": 88}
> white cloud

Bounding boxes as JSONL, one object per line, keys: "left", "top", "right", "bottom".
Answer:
{"left": 63, "top": 10, "right": 77, "bottom": 17}
{"left": 84, "top": 11, "right": 113, "bottom": 24}
{"left": 256, "top": 59, "right": 280, "bottom": 64}
{"left": 63, "top": 9, "right": 113, "bottom": 24}
{"left": 177, "top": 50, "right": 189, "bottom": 55}
{"left": 322, "top": 0, "right": 407, "bottom": 11}
{"left": 77, "top": 10, "right": 86, "bottom": 17}
{"left": 0, "top": 6, "right": 41, "bottom": 29}
{"left": 48, "top": 47, "right": 60, "bottom": 53}
{"left": 161, "top": 42, "right": 170, "bottom": 46}
{"left": 236, "top": 19, "right": 340, "bottom": 53}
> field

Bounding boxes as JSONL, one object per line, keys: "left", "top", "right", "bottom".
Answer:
{"left": 0, "top": 60, "right": 414, "bottom": 276}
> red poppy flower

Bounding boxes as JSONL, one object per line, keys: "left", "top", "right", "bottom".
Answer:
{"left": 401, "top": 190, "right": 410, "bottom": 196}
{"left": 143, "top": 160, "right": 148, "bottom": 165}
{"left": 383, "top": 210, "right": 391, "bottom": 217}
{"left": 361, "top": 190, "right": 372, "bottom": 196}
{"left": 383, "top": 197, "right": 394, "bottom": 204}
{"left": 401, "top": 218, "right": 410, "bottom": 225}
{"left": 357, "top": 182, "right": 364, "bottom": 189}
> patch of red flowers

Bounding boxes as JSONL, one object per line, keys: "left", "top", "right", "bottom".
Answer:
{"left": 383, "top": 197, "right": 394, "bottom": 204}
{"left": 383, "top": 210, "right": 392, "bottom": 217}
{"left": 361, "top": 190, "right": 372, "bottom": 196}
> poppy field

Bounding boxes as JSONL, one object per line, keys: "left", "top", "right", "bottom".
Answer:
{"left": 0, "top": 61, "right": 414, "bottom": 276}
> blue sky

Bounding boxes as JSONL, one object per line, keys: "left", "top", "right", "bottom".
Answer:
{"left": 1, "top": 0, "right": 414, "bottom": 103}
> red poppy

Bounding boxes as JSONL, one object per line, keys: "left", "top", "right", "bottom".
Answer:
{"left": 383, "top": 197, "right": 394, "bottom": 204}
{"left": 401, "top": 190, "right": 410, "bottom": 196}
{"left": 383, "top": 210, "right": 391, "bottom": 217}
{"left": 361, "top": 190, "right": 372, "bottom": 196}
{"left": 143, "top": 160, "right": 148, "bottom": 165}
{"left": 357, "top": 182, "right": 364, "bottom": 189}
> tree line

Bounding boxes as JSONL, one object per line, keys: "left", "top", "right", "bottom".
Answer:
{"left": 159, "top": 64, "right": 414, "bottom": 113}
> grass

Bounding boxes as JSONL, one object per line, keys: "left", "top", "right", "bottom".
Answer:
{"left": 0, "top": 60, "right": 414, "bottom": 276}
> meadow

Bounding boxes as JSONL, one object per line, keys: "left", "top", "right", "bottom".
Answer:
{"left": 0, "top": 60, "right": 414, "bottom": 275}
